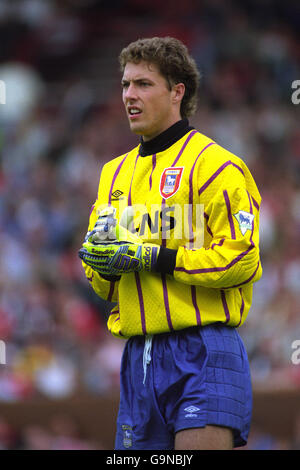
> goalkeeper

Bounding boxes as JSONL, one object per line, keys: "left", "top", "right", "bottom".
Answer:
{"left": 79, "top": 37, "right": 262, "bottom": 450}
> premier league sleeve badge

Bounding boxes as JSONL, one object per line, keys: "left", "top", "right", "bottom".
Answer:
{"left": 234, "top": 210, "right": 255, "bottom": 235}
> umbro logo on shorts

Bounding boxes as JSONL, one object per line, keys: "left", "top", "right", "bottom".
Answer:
{"left": 184, "top": 405, "right": 201, "bottom": 418}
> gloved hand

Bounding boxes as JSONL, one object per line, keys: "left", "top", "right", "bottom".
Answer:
{"left": 78, "top": 239, "right": 160, "bottom": 275}
{"left": 85, "top": 206, "right": 118, "bottom": 244}
{"left": 79, "top": 206, "right": 160, "bottom": 275}
{"left": 85, "top": 206, "right": 140, "bottom": 244}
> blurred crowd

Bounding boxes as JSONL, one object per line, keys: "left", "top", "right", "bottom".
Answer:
{"left": 0, "top": 413, "right": 105, "bottom": 449}
{"left": 0, "top": 416, "right": 299, "bottom": 451}
{"left": 0, "top": 0, "right": 299, "bottom": 450}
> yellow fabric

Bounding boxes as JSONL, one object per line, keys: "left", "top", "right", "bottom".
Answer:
{"left": 82, "top": 130, "right": 262, "bottom": 338}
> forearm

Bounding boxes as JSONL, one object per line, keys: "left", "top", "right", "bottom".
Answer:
{"left": 154, "top": 247, "right": 177, "bottom": 275}
{"left": 154, "top": 239, "right": 261, "bottom": 288}
{"left": 173, "top": 239, "right": 262, "bottom": 288}
{"left": 82, "top": 262, "right": 119, "bottom": 302}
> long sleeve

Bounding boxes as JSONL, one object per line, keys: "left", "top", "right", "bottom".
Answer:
{"left": 174, "top": 150, "right": 262, "bottom": 289}
{"left": 81, "top": 164, "right": 121, "bottom": 303}
{"left": 82, "top": 260, "right": 119, "bottom": 302}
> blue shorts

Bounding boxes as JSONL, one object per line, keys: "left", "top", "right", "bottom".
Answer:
{"left": 115, "top": 323, "right": 252, "bottom": 450}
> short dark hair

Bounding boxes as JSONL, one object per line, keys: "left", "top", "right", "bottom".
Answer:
{"left": 119, "top": 37, "right": 201, "bottom": 118}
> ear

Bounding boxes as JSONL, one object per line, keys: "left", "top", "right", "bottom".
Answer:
{"left": 172, "top": 83, "right": 185, "bottom": 104}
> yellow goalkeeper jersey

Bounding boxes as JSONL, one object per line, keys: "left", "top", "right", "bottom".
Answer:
{"left": 82, "top": 126, "right": 262, "bottom": 338}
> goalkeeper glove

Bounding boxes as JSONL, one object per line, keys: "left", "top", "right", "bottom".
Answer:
{"left": 85, "top": 206, "right": 117, "bottom": 244}
{"left": 79, "top": 206, "right": 160, "bottom": 275}
{"left": 86, "top": 206, "right": 140, "bottom": 244}
{"left": 79, "top": 240, "right": 160, "bottom": 276}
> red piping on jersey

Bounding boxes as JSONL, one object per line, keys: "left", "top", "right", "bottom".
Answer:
{"left": 149, "top": 154, "right": 156, "bottom": 190}
{"left": 204, "top": 212, "right": 213, "bottom": 238}
{"left": 198, "top": 160, "right": 245, "bottom": 196}
{"left": 161, "top": 130, "right": 198, "bottom": 249}
{"left": 223, "top": 260, "right": 260, "bottom": 289}
{"left": 237, "top": 288, "right": 245, "bottom": 327}
{"left": 109, "top": 153, "right": 128, "bottom": 204}
{"left": 191, "top": 285, "right": 202, "bottom": 326}
{"left": 108, "top": 309, "right": 119, "bottom": 317}
{"left": 188, "top": 141, "right": 216, "bottom": 248}
{"left": 251, "top": 196, "right": 260, "bottom": 210}
{"left": 107, "top": 310, "right": 119, "bottom": 333}
{"left": 89, "top": 204, "right": 95, "bottom": 216}
{"left": 171, "top": 129, "right": 198, "bottom": 166}
{"left": 128, "top": 153, "right": 140, "bottom": 206}
{"left": 211, "top": 238, "right": 225, "bottom": 250}
{"left": 112, "top": 315, "right": 120, "bottom": 325}
{"left": 175, "top": 244, "right": 254, "bottom": 274}
{"left": 161, "top": 274, "right": 174, "bottom": 331}
{"left": 223, "top": 190, "right": 236, "bottom": 240}
{"left": 161, "top": 198, "right": 167, "bottom": 248}
{"left": 221, "top": 290, "right": 230, "bottom": 323}
{"left": 107, "top": 282, "right": 116, "bottom": 302}
{"left": 135, "top": 272, "right": 147, "bottom": 335}
{"left": 247, "top": 190, "right": 255, "bottom": 247}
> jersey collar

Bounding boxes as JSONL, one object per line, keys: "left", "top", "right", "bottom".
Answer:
{"left": 139, "top": 118, "right": 194, "bottom": 157}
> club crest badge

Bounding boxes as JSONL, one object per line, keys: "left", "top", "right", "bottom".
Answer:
{"left": 160, "top": 167, "right": 184, "bottom": 199}
{"left": 234, "top": 210, "right": 254, "bottom": 235}
{"left": 122, "top": 424, "right": 133, "bottom": 448}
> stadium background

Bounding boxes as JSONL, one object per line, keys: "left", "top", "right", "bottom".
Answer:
{"left": 0, "top": 0, "right": 299, "bottom": 450}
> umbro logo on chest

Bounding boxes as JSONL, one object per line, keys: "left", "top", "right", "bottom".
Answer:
{"left": 111, "top": 189, "right": 124, "bottom": 201}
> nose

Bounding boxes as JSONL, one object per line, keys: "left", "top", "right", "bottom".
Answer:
{"left": 124, "top": 83, "right": 138, "bottom": 102}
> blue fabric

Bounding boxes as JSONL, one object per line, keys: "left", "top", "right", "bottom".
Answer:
{"left": 115, "top": 323, "right": 252, "bottom": 450}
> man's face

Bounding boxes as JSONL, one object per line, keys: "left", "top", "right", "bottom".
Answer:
{"left": 122, "top": 61, "right": 182, "bottom": 141}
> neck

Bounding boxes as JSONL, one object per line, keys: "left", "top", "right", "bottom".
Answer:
{"left": 139, "top": 118, "right": 194, "bottom": 157}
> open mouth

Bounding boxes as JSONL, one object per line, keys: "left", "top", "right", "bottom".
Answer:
{"left": 128, "top": 107, "right": 142, "bottom": 119}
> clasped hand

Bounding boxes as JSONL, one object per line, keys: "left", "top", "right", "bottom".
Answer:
{"left": 78, "top": 207, "right": 160, "bottom": 276}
